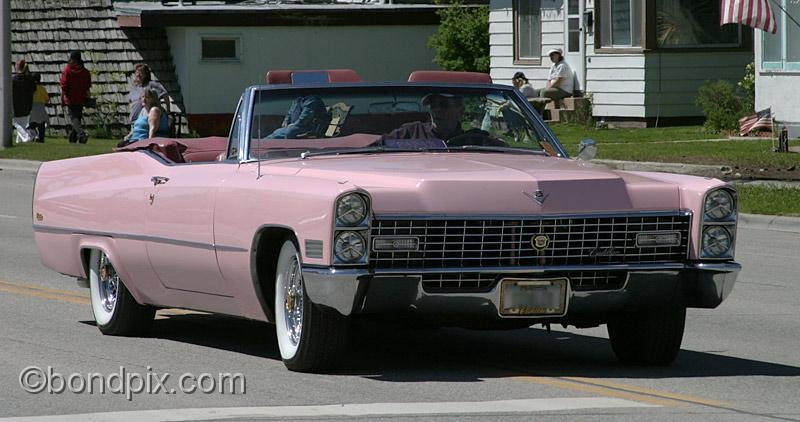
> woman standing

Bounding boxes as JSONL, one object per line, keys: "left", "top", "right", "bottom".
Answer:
{"left": 60, "top": 51, "right": 91, "bottom": 144}
{"left": 123, "top": 88, "right": 170, "bottom": 145}
{"left": 12, "top": 59, "right": 37, "bottom": 143}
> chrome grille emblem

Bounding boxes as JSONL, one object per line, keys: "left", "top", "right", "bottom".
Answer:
{"left": 523, "top": 189, "right": 549, "bottom": 205}
{"left": 531, "top": 234, "right": 550, "bottom": 251}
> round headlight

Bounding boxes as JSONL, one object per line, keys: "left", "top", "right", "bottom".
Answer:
{"left": 701, "top": 226, "right": 732, "bottom": 257}
{"left": 334, "top": 231, "right": 367, "bottom": 263}
{"left": 336, "top": 194, "right": 368, "bottom": 226}
{"left": 704, "top": 189, "right": 735, "bottom": 221}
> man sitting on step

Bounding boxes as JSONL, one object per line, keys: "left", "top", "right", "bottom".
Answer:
{"left": 530, "top": 48, "right": 575, "bottom": 102}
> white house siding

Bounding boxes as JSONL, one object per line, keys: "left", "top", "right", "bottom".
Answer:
{"left": 588, "top": 54, "right": 647, "bottom": 118}
{"left": 490, "top": 0, "right": 566, "bottom": 85}
{"left": 644, "top": 52, "right": 751, "bottom": 118}
{"left": 490, "top": 0, "right": 753, "bottom": 122}
{"left": 490, "top": 0, "right": 649, "bottom": 119}
{"left": 166, "top": 25, "right": 439, "bottom": 115}
{"left": 754, "top": 32, "right": 800, "bottom": 138}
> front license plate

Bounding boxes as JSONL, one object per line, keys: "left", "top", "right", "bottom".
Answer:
{"left": 499, "top": 278, "right": 568, "bottom": 316}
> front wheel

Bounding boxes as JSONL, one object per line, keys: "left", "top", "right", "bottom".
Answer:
{"left": 88, "top": 249, "right": 155, "bottom": 336}
{"left": 274, "top": 240, "right": 348, "bottom": 372}
{"left": 607, "top": 303, "right": 686, "bottom": 366}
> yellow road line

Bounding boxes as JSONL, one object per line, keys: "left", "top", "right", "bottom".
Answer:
{"left": 0, "top": 280, "right": 90, "bottom": 305}
{"left": 511, "top": 376, "right": 678, "bottom": 407}
{"left": 563, "top": 376, "right": 727, "bottom": 407}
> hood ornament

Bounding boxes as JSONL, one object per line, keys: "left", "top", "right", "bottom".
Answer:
{"left": 523, "top": 189, "right": 549, "bottom": 205}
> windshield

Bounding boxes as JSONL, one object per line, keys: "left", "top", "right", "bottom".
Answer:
{"left": 247, "top": 86, "right": 561, "bottom": 160}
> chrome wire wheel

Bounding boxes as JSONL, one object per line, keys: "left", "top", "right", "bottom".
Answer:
{"left": 88, "top": 248, "right": 155, "bottom": 335}
{"left": 282, "top": 256, "right": 304, "bottom": 347}
{"left": 97, "top": 253, "right": 119, "bottom": 314}
{"left": 274, "top": 239, "right": 349, "bottom": 372}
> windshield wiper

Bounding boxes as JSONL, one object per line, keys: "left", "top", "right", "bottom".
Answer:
{"left": 452, "top": 145, "right": 546, "bottom": 155}
{"left": 300, "top": 146, "right": 435, "bottom": 159}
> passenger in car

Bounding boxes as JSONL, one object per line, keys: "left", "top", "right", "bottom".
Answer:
{"left": 380, "top": 93, "right": 506, "bottom": 147}
{"left": 121, "top": 88, "right": 170, "bottom": 145}
{"left": 267, "top": 95, "right": 331, "bottom": 139}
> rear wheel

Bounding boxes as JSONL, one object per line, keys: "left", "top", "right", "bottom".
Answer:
{"left": 88, "top": 249, "right": 155, "bottom": 336}
{"left": 607, "top": 303, "right": 686, "bottom": 366}
{"left": 274, "top": 240, "right": 348, "bottom": 372}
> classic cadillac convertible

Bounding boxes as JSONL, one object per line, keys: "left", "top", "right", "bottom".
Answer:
{"left": 33, "top": 70, "right": 740, "bottom": 372}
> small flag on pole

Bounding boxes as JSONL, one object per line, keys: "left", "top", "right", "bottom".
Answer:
{"left": 720, "top": 0, "right": 778, "bottom": 33}
{"left": 739, "top": 108, "right": 773, "bottom": 136}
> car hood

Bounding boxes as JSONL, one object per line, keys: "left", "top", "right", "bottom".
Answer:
{"left": 273, "top": 153, "right": 682, "bottom": 215}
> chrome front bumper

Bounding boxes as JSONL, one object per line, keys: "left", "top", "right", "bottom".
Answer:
{"left": 302, "top": 262, "right": 740, "bottom": 318}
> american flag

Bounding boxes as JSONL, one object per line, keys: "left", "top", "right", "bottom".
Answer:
{"left": 739, "top": 108, "right": 773, "bottom": 136}
{"left": 720, "top": 0, "right": 778, "bottom": 33}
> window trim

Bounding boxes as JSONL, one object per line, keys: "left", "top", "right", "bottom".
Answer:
{"left": 761, "top": 0, "right": 800, "bottom": 72}
{"left": 595, "top": 0, "right": 752, "bottom": 54}
{"left": 513, "top": 0, "right": 542, "bottom": 65}
{"left": 594, "top": 0, "right": 647, "bottom": 52}
{"left": 199, "top": 35, "right": 242, "bottom": 63}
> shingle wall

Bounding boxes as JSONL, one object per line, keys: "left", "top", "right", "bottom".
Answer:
{"left": 10, "top": 0, "right": 184, "bottom": 136}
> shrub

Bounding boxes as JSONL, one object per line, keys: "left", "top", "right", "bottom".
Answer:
{"left": 738, "top": 62, "right": 755, "bottom": 112}
{"left": 428, "top": 1, "right": 490, "bottom": 73}
{"left": 695, "top": 80, "right": 749, "bottom": 134}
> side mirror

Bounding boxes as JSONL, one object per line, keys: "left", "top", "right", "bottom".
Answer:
{"left": 577, "top": 138, "right": 597, "bottom": 161}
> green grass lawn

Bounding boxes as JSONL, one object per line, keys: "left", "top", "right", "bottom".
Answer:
{"left": 551, "top": 123, "right": 800, "bottom": 179}
{"left": 0, "top": 137, "right": 118, "bottom": 161}
{"left": 737, "top": 185, "right": 800, "bottom": 217}
{"left": 551, "top": 123, "right": 721, "bottom": 145}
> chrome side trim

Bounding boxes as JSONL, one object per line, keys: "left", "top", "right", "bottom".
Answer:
{"left": 31, "top": 224, "right": 249, "bottom": 252}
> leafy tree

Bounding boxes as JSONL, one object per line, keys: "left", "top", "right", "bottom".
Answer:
{"left": 428, "top": 1, "right": 490, "bottom": 73}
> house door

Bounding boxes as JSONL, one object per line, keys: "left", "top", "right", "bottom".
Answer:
{"left": 564, "top": 0, "right": 585, "bottom": 92}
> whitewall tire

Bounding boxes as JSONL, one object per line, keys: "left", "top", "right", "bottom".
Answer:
{"left": 274, "top": 240, "right": 348, "bottom": 372}
{"left": 88, "top": 249, "right": 155, "bottom": 336}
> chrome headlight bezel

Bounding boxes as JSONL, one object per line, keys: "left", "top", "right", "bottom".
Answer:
{"left": 336, "top": 193, "right": 369, "bottom": 227}
{"left": 699, "top": 187, "right": 738, "bottom": 260}
{"left": 703, "top": 189, "right": 736, "bottom": 222}
{"left": 331, "top": 191, "right": 371, "bottom": 266}
{"left": 334, "top": 231, "right": 368, "bottom": 264}
{"left": 701, "top": 225, "right": 733, "bottom": 259}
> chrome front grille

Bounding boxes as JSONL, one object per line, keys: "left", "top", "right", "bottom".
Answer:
{"left": 421, "top": 271, "right": 629, "bottom": 293}
{"left": 370, "top": 213, "right": 691, "bottom": 269}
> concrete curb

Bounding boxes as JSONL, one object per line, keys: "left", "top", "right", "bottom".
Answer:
{"left": 738, "top": 213, "right": 800, "bottom": 234}
{"left": 0, "top": 159, "right": 41, "bottom": 174}
{"left": 594, "top": 159, "right": 730, "bottom": 177}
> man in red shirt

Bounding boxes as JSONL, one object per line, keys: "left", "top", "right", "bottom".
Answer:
{"left": 60, "top": 51, "right": 91, "bottom": 143}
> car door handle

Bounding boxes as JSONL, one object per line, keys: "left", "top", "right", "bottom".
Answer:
{"left": 151, "top": 176, "right": 170, "bottom": 186}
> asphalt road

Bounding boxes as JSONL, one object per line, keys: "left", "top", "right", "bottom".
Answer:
{"left": 1, "top": 168, "right": 799, "bottom": 422}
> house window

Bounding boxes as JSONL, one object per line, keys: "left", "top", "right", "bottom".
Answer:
{"left": 762, "top": 0, "right": 800, "bottom": 71}
{"left": 598, "top": 0, "right": 643, "bottom": 48}
{"left": 514, "top": 0, "right": 542, "bottom": 64}
{"left": 201, "top": 37, "right": 239, "bottom": 61}
{"left": 656, "top": 0, "right": 741, "bottom": 48}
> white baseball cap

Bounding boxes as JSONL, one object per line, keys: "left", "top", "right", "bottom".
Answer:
{"left": 546, "top": 48, "right": 563, "bottom": 56}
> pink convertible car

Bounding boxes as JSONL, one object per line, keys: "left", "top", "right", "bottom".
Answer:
{"left": 33, "top": 70, "right": 739, "bottom": 372}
